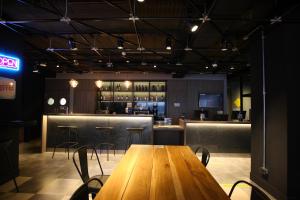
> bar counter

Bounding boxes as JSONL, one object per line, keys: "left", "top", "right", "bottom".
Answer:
{"left": 42, "top": 114, "right": 153, "bottom": 152}
{"left": 179, "top": 119, "right": 251, "bottom": 153}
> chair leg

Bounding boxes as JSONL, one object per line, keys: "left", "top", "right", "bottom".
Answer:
{"left": 52, "top": 145, "right": 57, "bottom": 159}
{"left": 106, "top": 146, "right": 109, "bottom": 161}
{"left": 12, "top": 178, "right": 19, "bottom": 192}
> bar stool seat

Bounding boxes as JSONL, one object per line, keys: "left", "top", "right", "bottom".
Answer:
{"left": 92, "top": 126, "right": 115, "bottom": 161}
{"left": 52, "top": 125, "right": 79, "bottom": 159}
{"left": 126, "top": 127, "right": 144, "bottom": 150}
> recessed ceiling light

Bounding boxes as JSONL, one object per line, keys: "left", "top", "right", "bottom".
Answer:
{"left": 212, "top": 62, "right": 218, "bottom": 68}
{"left": 205, "top": 66, "right": 209, "bottom": 69}
{"left": 141, "top": 62, "right": 147, "bottom": 66}
{"left": 137, "top": 0, "right": 144, "bottom": 2}
{"left": 126, "top": 60, "right": 130, "bottom": 63}
{"left": 153, "top": 65, "right": 157, "bottom": 68}
{"left": 56, "top": 64, "right": 60, "bottom": 68}
{"left": 166, "top": 36, "right": 172, "bottom": 50}
{"left": 117, "top": 37, "right": 124, "bottom": 49}
{"left": 121, "top": 51, "right": 126, "bottom": 56}
{"left": 176, "top": 62, "right": 183, "bottom": 66}
{"left": 230, "top": 66, "right": 235, "bottom": 70}
{"left": 98, "top": 60, "right": 102, "bottom": 63}
{"left": 33, "top": 69, "right": 39, "bottom": 73}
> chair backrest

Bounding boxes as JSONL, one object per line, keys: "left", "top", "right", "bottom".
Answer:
{"left": 229, "top": 180, "right": 271, "bottom": 200}
{"left": 69, "top": 178, "right": 103, "bottom": 200}
{"left": 0, "top": 140, "right": 14, "bottom": 170}
{"left": 73, "top": 146, "right": 104, "bottom": 183}
{"left": 194, "top": 146, "right": 210, "bottom": 167}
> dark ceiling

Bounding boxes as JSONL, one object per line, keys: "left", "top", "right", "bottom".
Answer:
{"left": 0, "top": 0, "right": 299, "bottom": 75}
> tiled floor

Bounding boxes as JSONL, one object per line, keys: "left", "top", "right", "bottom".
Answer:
{"left": 0, "top": 141, "right": 274, "bottom": 200}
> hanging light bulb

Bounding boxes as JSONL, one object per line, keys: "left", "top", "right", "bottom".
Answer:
{"left": 69, "top": 79, "right": 78, "bottom": 88}
{"left": 95, "top": 80, "right": 103, "bottom": 89}
{"left": 124, "top": 80, "right": 131, "bottom": 89}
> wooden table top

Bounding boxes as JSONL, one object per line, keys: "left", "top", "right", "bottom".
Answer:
{"left": 95, "top": 145, "right": 230, "bottom": 200}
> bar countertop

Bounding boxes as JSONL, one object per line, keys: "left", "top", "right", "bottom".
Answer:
{"left": 45, "top": 113, "right": 153, "bottom": 117}
{"left": 179, "top": 118, "right": 251, "bottom": 125}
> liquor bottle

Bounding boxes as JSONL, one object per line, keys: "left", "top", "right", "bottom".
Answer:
{"left": 103, "top": 95, "right": 106, "bottom": 101}
{"left": 161, "top": 85, "right": 165, "bottom": 91}
{"left": 135, "top": 85, "right": 138, "bottom": 91}
{"left": 125, "top": 95, "right": 129, "bottom": 101}
{"left": 145, "top": 85, "right": 148, "bottom": 91}
{"left": 100, "top": 95, "right": 103, "bottom": 100}
{"left": 161, "top": 95, "right": 164, "bottom": 101}
{"left": 142, "top": 85, "right": 144, "bottom": 91}
{"left": 121, "top": 96, "right": 124, "bottom": 101}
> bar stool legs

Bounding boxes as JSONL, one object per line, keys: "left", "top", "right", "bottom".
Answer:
{"left": 92, "top": 127, "right": 115, "bottom": 161}
{"left": 126, "top": 128, "right": 144, "bottom": 151}
{"left": 52, "top": 126, "right": 79, "bottom": 159}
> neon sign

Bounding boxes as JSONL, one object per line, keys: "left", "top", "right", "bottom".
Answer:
{"left": 0, "top": 53, "right": 20, "bottom": 71}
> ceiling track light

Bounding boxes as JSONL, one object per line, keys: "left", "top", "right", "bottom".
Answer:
{"left": 166, "top": 36, "right": 172, "bottom": 50}
{"left": 117, "top": 37, "right": 124, "bottom": 50}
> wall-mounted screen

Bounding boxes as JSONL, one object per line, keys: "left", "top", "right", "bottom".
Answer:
{"left": 199, "top": 93, "right": 223, "bottom": 108}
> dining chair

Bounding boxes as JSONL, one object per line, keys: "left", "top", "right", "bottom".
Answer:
{"left": 73, "top": 146, "right": 109, "bottom": 196}
{"left": 69, "top": 177, "right": 103, "bottom": 200}
{"left": 194, "top": 146, "right": 210, "bottom": 167}
{"left": 229, "top": 180, "right": 271, "bottom": 200}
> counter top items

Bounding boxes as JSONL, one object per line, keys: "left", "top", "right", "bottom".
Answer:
{"left": 95, "top": 145, "right": 230, "bottom": 200}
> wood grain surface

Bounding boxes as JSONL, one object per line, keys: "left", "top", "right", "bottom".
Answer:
{"left": 95, "top": 145, "right": 230, "bottom": 200}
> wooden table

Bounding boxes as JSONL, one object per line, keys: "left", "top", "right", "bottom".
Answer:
{"left": 95, "top": 145, "right": 230, "bottom": 200}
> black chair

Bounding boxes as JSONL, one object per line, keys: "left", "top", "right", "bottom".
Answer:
{"left": 69, "top": 178, "right": 103, "bottom": 200}
{"left": 229, "top": 180, "right": 271, "bottom": 200}
{"left": 73, "top": 146, "right": 109, "bottom": 196}
{"left": 92, "top": 126, "right": 115, "bottom": 161}
{"left": 194, "top": 146, "right": 210, "bottom": 167}
{"left": 52, "top": 125, "right": 79, "bottom": 159}
{"left": 0, "top": 140, "right": 19, "bottom": 192}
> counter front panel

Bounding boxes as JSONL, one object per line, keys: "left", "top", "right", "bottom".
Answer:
{"left": 43, "top": 114, "right": 153, "bottom": 151}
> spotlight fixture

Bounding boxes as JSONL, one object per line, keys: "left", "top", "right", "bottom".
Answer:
{"left": 56, "top": 64, "right": 60, "bottom": 68}
{"left": 117, "top": 37, "right": 124, "bottom": 49}
{"left": 230, "top": 66, "right": 235, "bottom": 70}
{"left": 98, "top": 59, "right": 102, "bottom": 63}
{"left": 205, "top": 66, "right": 209, "bottom": 69}
{"left": 153, "top": 65, "right": 157, "bottom": 68}
{"left": 166, "top": 36, "right": 172, "bottom": 50}
{"left": 68, "top": 38, "right": 77, "bottom": 50}
{"left": 39, "top": 62, "right": 47, "bottom": 67}
{"left": 212, "top": 62, "right": 218, "bottom": 68}
{"left": 221, "top": 39, "right": 228, "bottom": 51}
{"left": 190, "top": 24, "right": 199, "bottom": 32}
{"left": 184, "top": 46, "right": 192, "bottom": 51}
{"left": 137, "top": 46, "right": 145, "bottom": 51}
{"left": 121, "top": 51, "right": 126, "bottom": 56}
{"left": 73, "top": 59, "right": 79, "bottom": 66}
{"left": 126, "top": 60, "right": 130, "bottom": 63}
{"left": 137, "top": 0, "right": 145, "bottom": 2}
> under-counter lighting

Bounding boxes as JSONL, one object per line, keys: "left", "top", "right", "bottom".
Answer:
{"left": 69, "top": 79, "right": 78, "bottom": 88}
{"left": 95, "top": 80, "right": 103, "bottom": 89}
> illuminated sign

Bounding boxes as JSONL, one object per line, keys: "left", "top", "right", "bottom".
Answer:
{"left": 0, "top": 77, "right": 16, "bottom": 99}
{"left": 0, "top": 53, "right": 20, "bottom": 71}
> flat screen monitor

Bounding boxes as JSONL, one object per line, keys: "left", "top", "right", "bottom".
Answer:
{"left": 199, "top": 93, "right": 223, "bottom": 108}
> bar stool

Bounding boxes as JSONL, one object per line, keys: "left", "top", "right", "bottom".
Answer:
{"left": 92, "top": 126, "right": 115, "bottom": 161}
{"left": 52, "top": 125, "right": 79, "bottom": 159}
{"left": 0, "top": 139, "right": 19, "bottom": 192}
{"left": 126, "top": 127, "right": 144, "bottom": 150}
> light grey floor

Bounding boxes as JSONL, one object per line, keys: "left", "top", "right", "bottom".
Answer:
{"left": 0, "top": 141, "right": 273, "bottom": 200}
